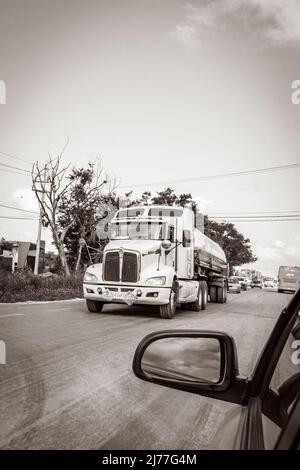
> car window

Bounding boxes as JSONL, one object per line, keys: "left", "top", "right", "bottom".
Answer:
{"left": 263, "top": 313, "right": 300, "bottom": 449}
{"left": 270, "top": 314, "right": 300, "bottom": 392}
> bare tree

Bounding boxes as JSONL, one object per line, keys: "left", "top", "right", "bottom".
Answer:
{"left": 32, "top": 143, "right": 74, "bottom": 276}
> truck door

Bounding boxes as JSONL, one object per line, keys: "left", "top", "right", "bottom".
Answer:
{"left": 176, "top": 229, "right": 194, "bottom": 279}
{"left": 165, "top": 224, "right": 176, "bottom": 269}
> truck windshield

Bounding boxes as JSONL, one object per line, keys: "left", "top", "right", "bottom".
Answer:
{"left": 111, "top": 222, "right": 166, "bottom": 240}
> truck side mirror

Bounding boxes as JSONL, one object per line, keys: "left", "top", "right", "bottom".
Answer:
{"left": 133, "top": 330, "right": 239, "bottom": 394}
{"left": 161, "top": 240, "right": 172, "bottom": 250}
{"left": 182, "top": 230, "right": 191, "bottom": 247}
{"left": 168, "top": 226, "right": 175, "bottom": 243}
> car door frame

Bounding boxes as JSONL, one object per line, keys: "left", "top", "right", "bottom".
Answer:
{"left": 238, "top": 289, "right": 300, "bottom": 449}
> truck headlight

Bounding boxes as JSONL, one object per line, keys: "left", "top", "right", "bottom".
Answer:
{"left": 84, "top": 271, "right": 97, "bottom": 282}
{"left": 145, "top": 276, "right": 166, "bottom": 286}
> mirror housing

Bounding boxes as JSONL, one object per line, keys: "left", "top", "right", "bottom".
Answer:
{"left": 161, "top": 239, "right": 172, "bottom": 250}
{"left": 133, "top": 330, "right": 239, "bottom": 395}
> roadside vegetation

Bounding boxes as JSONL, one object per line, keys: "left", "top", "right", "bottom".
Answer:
{"left": 0, "top": 269, "right": 83, "bottom": 303}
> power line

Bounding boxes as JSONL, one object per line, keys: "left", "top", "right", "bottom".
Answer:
{"left": 209, "top": 217, "right": 300, "bottom": 222}
{"left": 0, "top": 216, "right": 39, "bottom": 220}
{"left": 209, "top": 214, "right": 300, "bottom": 218}
{"left": 209, "top": 214, "right": 300, "bottom": 219}
{"left": 0, "top": 168, "right": 30, "bottom": 177}
{"left": 0, "top": 150, "right": 33, "bottom": 165}
{"left": 0, "top": 162, "right": 31, "bottom": 173}
{"left": 119, "top": 161, "right": 300, "bottom": 189}
{"left": 0, "top": 204, "right": 39, "bottom": 214}
{"left": 207, "top": 210, "right": 300, "bottom": 215}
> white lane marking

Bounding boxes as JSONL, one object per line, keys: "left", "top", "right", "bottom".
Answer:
{"left": 0, "top": 298, "right": 83, "bottom": 306}
{"left": 46, "top": 307, "right": 73, "bottom": 312}
{"left": 0, "top": 313, "right": 25, "bottom": 318}
{"left": 0, "top": 307, "right": 73, "bottom": 317}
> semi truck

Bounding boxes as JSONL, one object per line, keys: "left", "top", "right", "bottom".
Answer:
{"left": 278, "top": 265, "right": 300, "bottom": 293}
{"left": 83, "top": 205, "right": 228, "bottom": 319}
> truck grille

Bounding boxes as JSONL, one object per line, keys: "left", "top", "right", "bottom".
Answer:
{"left": 104, "top": 251, "right": 138, "bottom": 283}
{"left": 122, "top": 252, "right": 138, "bottom": 282}
{"left": 104, "top": 251, "right": 119, "bottom": 282}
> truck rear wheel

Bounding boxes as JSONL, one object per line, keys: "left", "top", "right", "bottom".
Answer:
{"left": 159, "top": 280, "right": 178, "bottom": 319}
{"left": 189, "top": 282, "right": 202, "bottom": 312}
{"left": 86, "top": 300, "right": 104, "bottom": 313}
{"left": 200, "top": 281, "right": 208, "bottom": 310}
{"left": 210, "top": 286, "right": 217, "bottom": 303}
{"left": 217, "top": 286, "right": 227, "bottom": 303}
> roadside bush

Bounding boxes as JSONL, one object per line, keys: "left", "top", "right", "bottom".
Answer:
{"left": 0, "top": 269, "right": 83, "bottom": 303}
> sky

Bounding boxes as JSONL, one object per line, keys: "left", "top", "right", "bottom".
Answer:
{"left": 0, "top": 0, "right": 300, "bottom": 277}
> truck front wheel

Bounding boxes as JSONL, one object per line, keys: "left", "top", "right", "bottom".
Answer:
{"left": 189, "top": 282, "right": 202, "bottom": 312}
{"left": 159, "top": 280, "right": 178, "bottom": 319}
{"left": 86, "top": 299, "right": 104, "bottom": 313}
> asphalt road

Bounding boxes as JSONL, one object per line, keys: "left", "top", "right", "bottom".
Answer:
{"left": 0, "top": 288, "right": 292, "bottom": 449}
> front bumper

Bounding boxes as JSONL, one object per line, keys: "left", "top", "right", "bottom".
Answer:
{"left": 83, "top": 283, "right": 171, "bottom": 306}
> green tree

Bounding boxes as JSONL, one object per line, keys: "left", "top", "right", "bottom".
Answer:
{"left": 204, "top": 217, "right": 257, "bottom": 273}
{"left": 58, "top": 162, "right": 117, "bottom": 273}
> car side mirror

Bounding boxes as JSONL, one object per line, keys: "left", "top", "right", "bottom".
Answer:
{"left": 133, "top": 330, "right": 239, "bottom": 394}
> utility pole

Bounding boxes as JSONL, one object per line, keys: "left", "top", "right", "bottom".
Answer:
{"left": 33, "top": 166, "right": 47, "bottom": 275}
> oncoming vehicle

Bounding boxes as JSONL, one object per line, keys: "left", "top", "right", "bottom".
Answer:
{"left": 251, "top": 279, "right": 263, "bottom": 289}
{"left": 278, "top": 265, "right": 300, "bottom": 294}
{"left": 264, "top": 280, "right": 275, "bottom": 289}
{"left": 228, "top": 277, "right": 241, "bottom": 294}
{"left": 233, "top": 276, "right": 247, "bottom": 291}
{"left": 83, "top": 206, "right": 228, "bottom": 319}
{"left": 133, "top": 288, "right": 300, "bottom": 449}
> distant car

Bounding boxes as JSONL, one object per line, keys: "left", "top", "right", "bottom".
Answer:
{"left": 230, "top": 276, "right": 247, "bottom": 291}
{"left": 228, "top": 277, "right": 241, "bottom": 293}
{"left": 251, "top": 280, "right": 263, "bottom": 289}
{"left": 237, "top": 276, "right": 248, "bottom": 291}
{"left": 264, "top": 280, "right": 275, "bottom": 288}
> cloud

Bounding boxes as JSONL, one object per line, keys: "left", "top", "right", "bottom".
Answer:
{"left": 273, "top": 239, "right": 286, "bottom": 248}
{"left": 193, "top": 194, "right": 213, "bottom": 212}
{"left": 169, "top": 24, "right": 201, "bottom": 49}
{"left": 256, "top": 246, "right": 282, "bottom": 261}
{"left": 170, "top": 0, "right": 300, "bottom": 47}
{"left": 256, "top": 237, "right": 300, "bottom": 266}
{"left": 250, "top": 0, "right": 300, "bottom": 43}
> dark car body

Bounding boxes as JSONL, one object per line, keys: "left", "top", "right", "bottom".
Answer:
{"left": 235, "top": 276, "right": 247, "bottom": 291}
{"left": 133, "top": 289, "right": 300, "bottom": 449}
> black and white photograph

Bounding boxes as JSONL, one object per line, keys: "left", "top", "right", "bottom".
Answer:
{"left": 0, "top": 0, "right": 300, "bottom": 459}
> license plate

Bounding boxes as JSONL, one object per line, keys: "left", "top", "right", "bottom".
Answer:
{"left": 103, "top": 289, "right": 137, "bottom": 305}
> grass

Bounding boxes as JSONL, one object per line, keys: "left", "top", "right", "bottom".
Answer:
{"left": 0, "top": 270, "right": 84, "bottom": 303}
